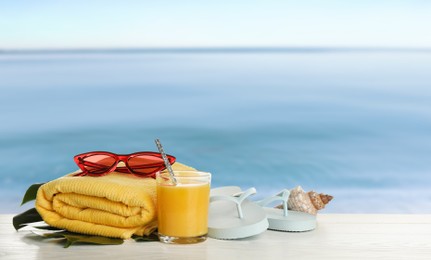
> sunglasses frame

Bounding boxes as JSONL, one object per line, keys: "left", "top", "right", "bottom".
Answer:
{"left": 73, "top": 151, "right": 176, "bottom": 178}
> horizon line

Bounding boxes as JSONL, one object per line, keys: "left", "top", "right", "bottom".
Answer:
{"left": 1, "top": 46, "right": 431, "bottom": 55}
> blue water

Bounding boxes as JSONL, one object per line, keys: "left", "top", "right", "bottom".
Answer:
{"left": 1, "top": 50, "right": 431, "bottom": 213}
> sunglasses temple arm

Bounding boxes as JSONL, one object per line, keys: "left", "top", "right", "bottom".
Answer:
{"left": 114, "top": 167, "right": 129, "bottom": 173}
{"left": 128, "top": 162, "right": 169, "bottom": 169}
{"left": 80, "top": 161, "right": 113, "bottom": 169}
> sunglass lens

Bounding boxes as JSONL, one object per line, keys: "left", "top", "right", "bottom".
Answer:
{"left": 128, "top": 155, "right": 166, "bottom": 175}
{"left": 79, "top": 154, "right": 116, "bottom": 175}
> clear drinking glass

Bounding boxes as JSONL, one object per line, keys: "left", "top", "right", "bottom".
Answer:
{"left": 156, "top": 170, "right": 211, "bottom": 244}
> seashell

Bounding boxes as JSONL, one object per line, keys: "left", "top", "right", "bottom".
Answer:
{"left": 280, "top": 186, "right": 333, "bottom": 215}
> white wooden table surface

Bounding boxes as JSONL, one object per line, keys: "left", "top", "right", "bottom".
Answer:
{"left": 1, "top": 214, "right": 431, "bottom": 260}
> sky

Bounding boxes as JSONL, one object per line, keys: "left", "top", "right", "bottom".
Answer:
{"left": 0, "top": 0, "right": 430, "bottom": 49}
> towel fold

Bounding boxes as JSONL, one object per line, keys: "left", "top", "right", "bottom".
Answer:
{"left": 36, "top": 162, "right": 194, "bottom": 239}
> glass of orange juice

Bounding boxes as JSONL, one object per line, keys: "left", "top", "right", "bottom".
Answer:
{"left": 156, "top": 170, "right": 211, "bottom": 244}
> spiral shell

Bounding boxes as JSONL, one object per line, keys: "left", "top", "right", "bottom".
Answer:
{"left": 285, "top": 186, "right": 333, "bottom": 215}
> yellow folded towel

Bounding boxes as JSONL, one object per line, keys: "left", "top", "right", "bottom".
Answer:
{"left": 36, "top": 162, "right": 194, "bottom": 239}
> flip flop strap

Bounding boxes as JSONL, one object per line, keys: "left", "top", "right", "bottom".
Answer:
{"left": 257, "top": 189, "right": 290, "bottom": 217}
{"left": 210, "top": 187, "right": 257, "bottom": 219}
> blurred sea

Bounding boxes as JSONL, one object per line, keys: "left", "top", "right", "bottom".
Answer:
{"left": 1, "top": 48, "right": 431, "bottom": 214}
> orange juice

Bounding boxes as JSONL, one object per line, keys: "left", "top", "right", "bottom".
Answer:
{"left": 156, "top": 171, "right": 211, "bottom": 244}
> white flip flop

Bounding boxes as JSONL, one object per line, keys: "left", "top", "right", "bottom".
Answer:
{"left": 208, "top": 186, "right": 269, "bottom": 240}
{"left": 257, "top": 189, "right": 317, "bottom": 232}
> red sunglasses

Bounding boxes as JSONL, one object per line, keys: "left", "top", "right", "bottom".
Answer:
{"left": 73, "top": 151, "right": 176, "bottom": 178}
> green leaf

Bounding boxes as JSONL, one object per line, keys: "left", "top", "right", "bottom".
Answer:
{"left": 21, "top": 183, "right": 45, "bottom": 205}
{"left": 42, "top": 231, "right": 124, "bottom": 248}
{"left": 132, "top": 232, "right": 159, "bottom": 242}
{"left": 13, "top": 208, "right": 43, "bottom": 230}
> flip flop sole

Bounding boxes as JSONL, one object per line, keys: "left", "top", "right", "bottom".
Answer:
{"left": 208, "top": 186, "right": 269, "bottom": 240}
{"left": 264, "top": 208, "right": 317, "bottom": 232}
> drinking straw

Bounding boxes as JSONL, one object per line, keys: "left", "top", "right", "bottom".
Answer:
{"left": 154, "top": 139, "right": 177, "bottom": 185}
